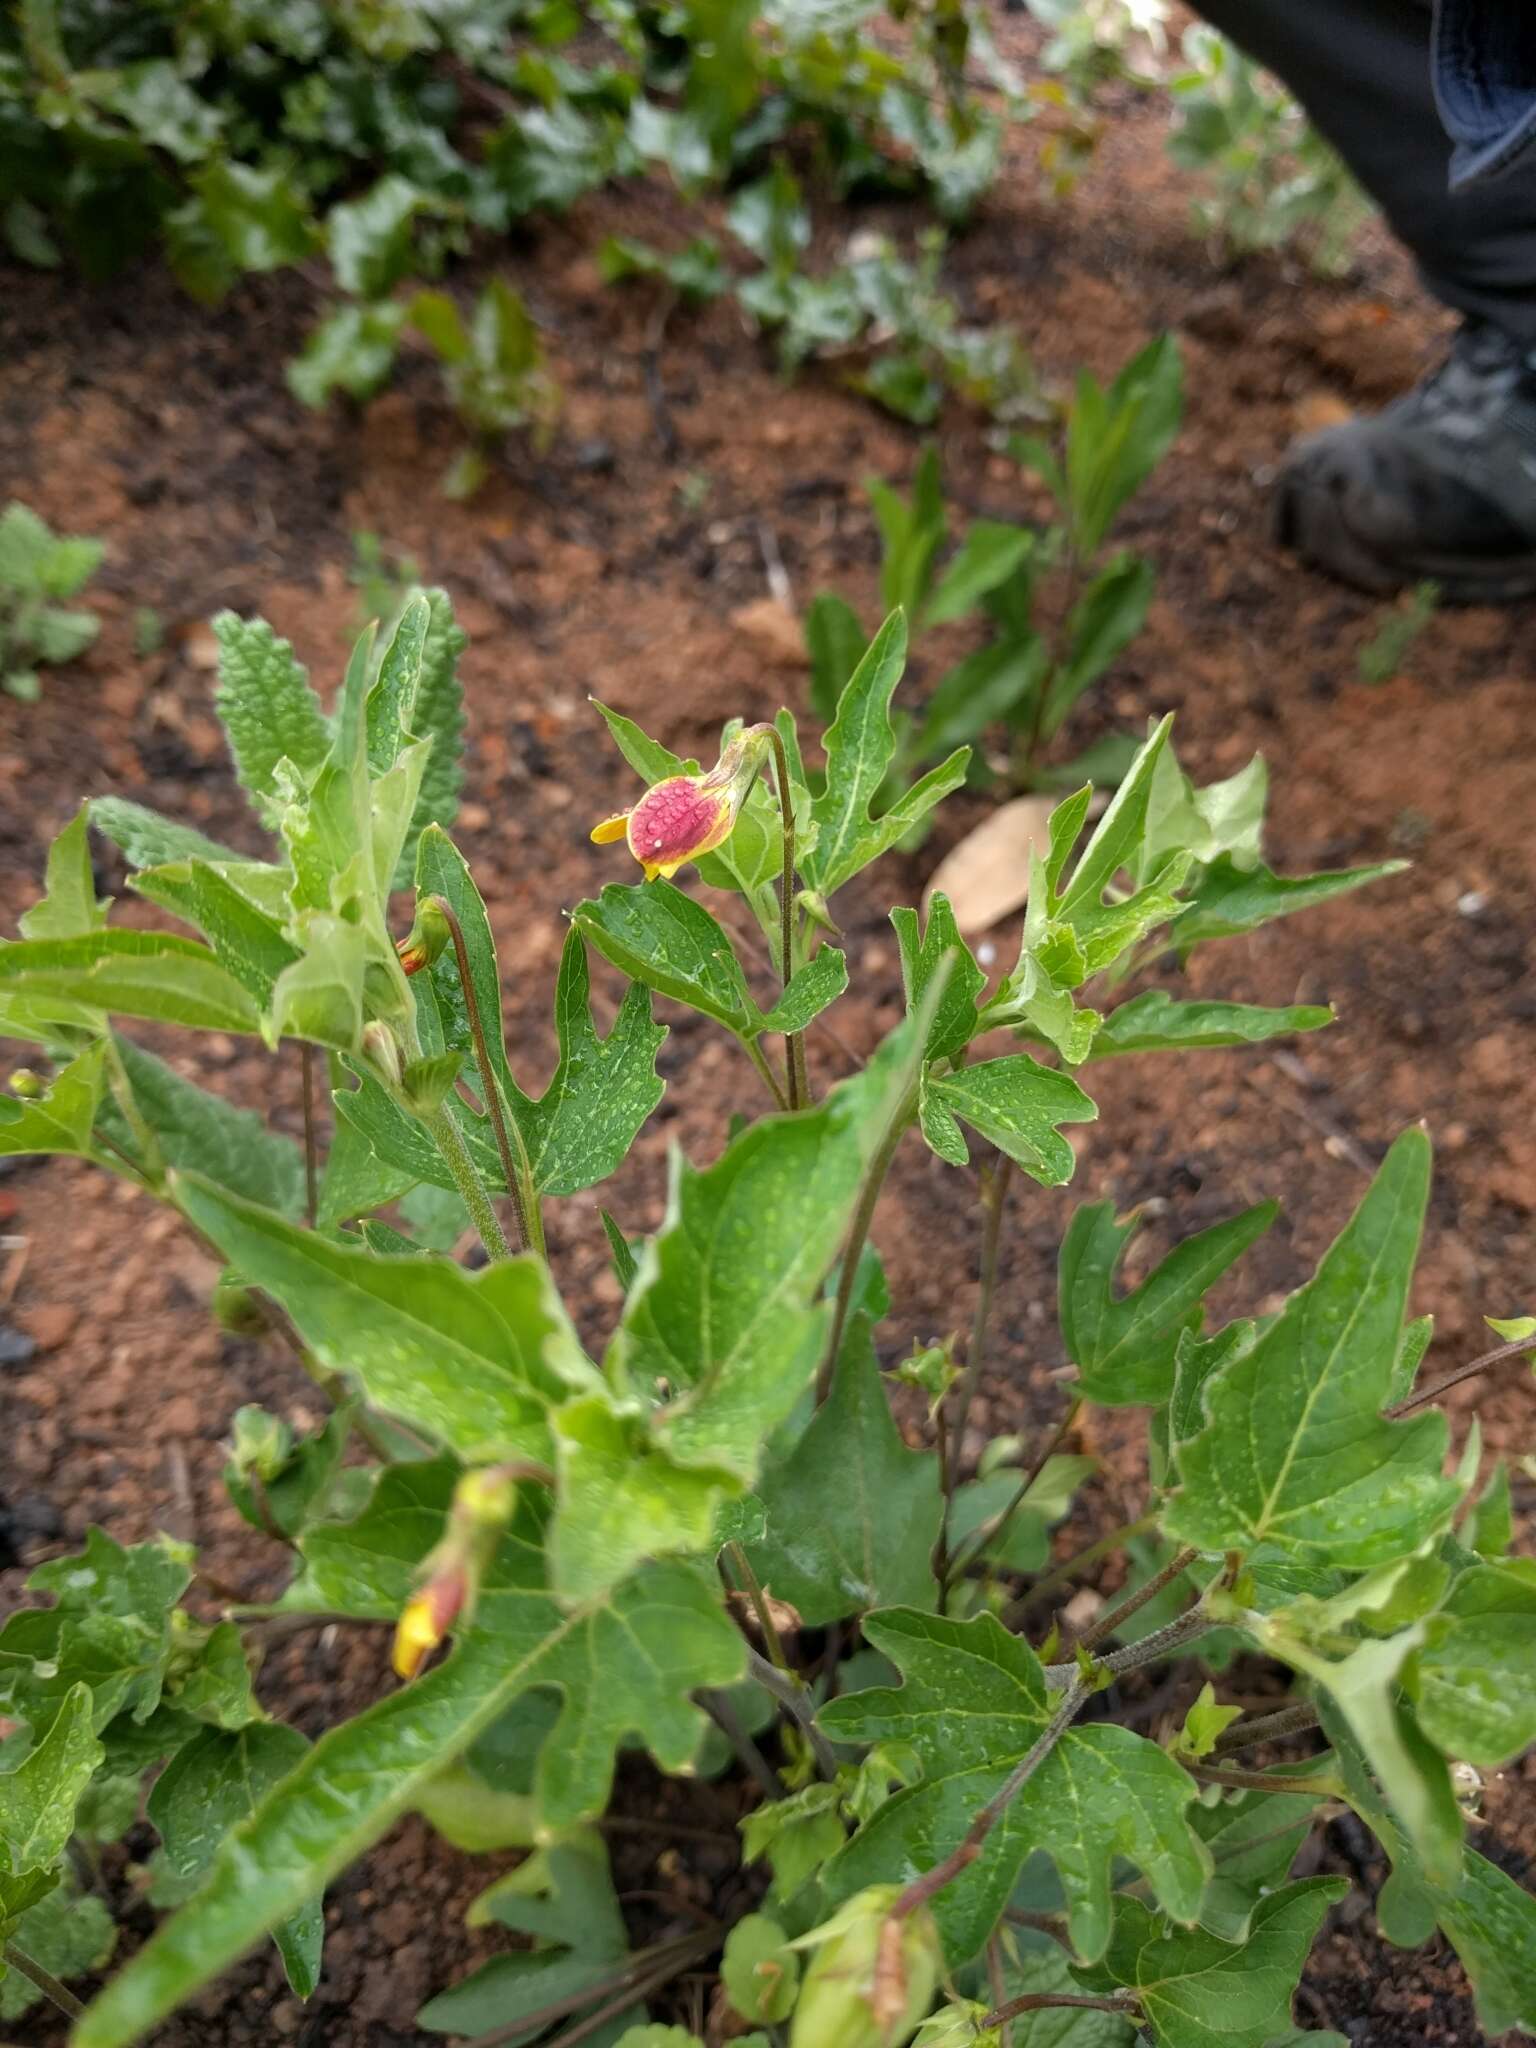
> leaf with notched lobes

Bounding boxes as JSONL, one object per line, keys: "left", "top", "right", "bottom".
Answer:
{"left": 890, "top": 893, "right": 985, "bottom": 1063}
{"left": 74, "top": 1523, "right": 740, "bottom": 2048}
{"left": 1071, "top": 1879, "right": 1346, "bottom": 2048}
{"left": 920, "top": 1052, "right": 1097, "bottom": 1186}
{"left": 1166, "top": 1130, "right": 1462, "bottom": 1567}
{"left": 802, "top": 609, "right": 969, "bottom": 899}
{"left": 746, "top": 1314, "right": 942, "bottom": 1624}
{"left": 1169, "top": 854, "right": 1405, "bottom": 958}
{"left": 819, "top": 1608, "right": 1208, "bottom": 1964}
{"left": 1059, "top": 1198, "right": 1275, "bottom": 1408}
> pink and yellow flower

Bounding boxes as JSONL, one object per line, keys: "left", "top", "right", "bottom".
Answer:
{"left": 391, "top": 1466, "right": 520, "bottom": 1681}
{"left": 591, "top": 728, "right": 772, "bottom": 881}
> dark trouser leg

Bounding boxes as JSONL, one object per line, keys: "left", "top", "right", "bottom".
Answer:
{"left": 1192, "top": 0, "right": 1536, "bottom": 340}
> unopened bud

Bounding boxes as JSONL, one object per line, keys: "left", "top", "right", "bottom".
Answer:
{"left": 6, "top": 1069, "right": 43, "bottom": 1099}
{"left": 789, "top": 1888, "right": 941, "bottom": 2048}
{"left": 361, "top": 1020, "right": 403, "bottom": 1090}
{"left": 391, "top": 1465, "right": 520, "bottom": 1681}
{"left": 396, "top": 896, "right": 453, "bottom": 977}
{"left": 228, "top": 1404, "right": 292, "bottom": 1484}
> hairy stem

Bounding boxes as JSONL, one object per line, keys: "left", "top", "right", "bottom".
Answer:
{"left": 767, "top": 726, "right": 806, "bottom": 1109}
{"left": 424, "top": 1100, "right": 511, "bottom": 1263}
{"left": 815, "top": 1093, "right": 916, "bottom": 1402}
{"left": 984, "top": 1991, "right": 1139, "bottom": 2027}
{"left": 1044, "top": 1608, "right": 1211, "bottom": 1687}
{"left": 891, "top": 1679, "right": 1088, "bottom": 1923}
{"left": 1072, "top": 1545, "right": 1200, "bottom": 1654}
{"left": 429, "top": 893, "right": 537, "bottom": 1255}
{"left": 1186, "top": 1759, "right": 1347, "bottom": 1798}
{"left": 744, "top": 1645, "right": 841, "bottom": 1784}
{"left": 1213, "top": 1700, "right": 1321, "bottom": 1757}
{"left": 1385, "top": 1333, "right": 1536, "bottom": 1417}
{"left": 4, "top": 1942, "right": 85, "bottom": 2019}
{"left": 699, "top": 1688, "right": 784, "bottom": 1800}
{"left": 300, "top": 1043, "right": 319, "bottom": 1227}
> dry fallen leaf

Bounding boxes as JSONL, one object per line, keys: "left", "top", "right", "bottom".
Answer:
{"left": 729, "top": 596, "right": 807, "bottom": 670}
{"left": 923, "top": 794, "right": 1057, "bottom": 936}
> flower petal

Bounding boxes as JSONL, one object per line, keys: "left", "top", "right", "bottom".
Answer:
{"left": 590, "top": 812, "right": 631, "bottom": 845}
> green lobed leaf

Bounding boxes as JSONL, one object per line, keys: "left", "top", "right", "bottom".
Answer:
{"left": 172, "top": 1172, "right": 595, "bottom": 1463}
{"left": 1411, "top": 1562, "right": 1536, "bottom": 1767}
{"left": 75, "top": 1543, "right": 739, "bottom": 2048}
{"left": 0, "top": 1531, "right": 191, "bottom": 1740}
{"left": 1325, "top": 1715, "right": 1536, "bottom": 2035}
{"left": 982, "top": 1943, "right": 1136, "bottom": 2046}
{"left": 820, "top": 1608, "right": 1209, "bottom": 1963}
{"left": 0, "top": 1876, "right": 115, "bottom": 2022}
{"left": 920, "top": 1053, "right": 1097, "bottom": 1186}
{"left": 573, "top": 880, "right": 758, "bottom": 1038}
{"left": 891, "top": 893, "right": 985, "bottom": 1064}
{"left": 0, "top": 1038, "right": 106, "bottom": 1160}
{"left": 0, "top": 930, "right": 261, "bottom": 1035}
{"left": 804, "top": 609, "right": 968, "bottom": 897}
{"left": 1059, "top": 1198, "right": 1276, "bottom": 1407}
{"left": 1166, "top": 1130, "right": 1462, "bottom": 1566}
{"left": 418, "top": 1830, "right": 640, "bottom": 2037}
{"left": 212, "top": 614, "right": 330, "bottom": 814}
{"left": 759, "top": 946, "right": 848, "bottom": 1035}
{"left": 19, "top": 805, "right": 106, "bottom": 940}
{"left": 1090, "top": 992, "right": 1333, "bottom": 1057}
{"left": 1071, "top": 1878, "right": 1345, "bottom": 2048}
{"left": 0, "top": 1682, "right": 101, "bottom": 1875}
{"left": 746, "top": 1314, "right": 942, "bottom": 1624}
{"left": 1182, "top": 1760, "right": 1334, "bottom": 1940}
{"left": 1170, "top": 855, "right": 1406, "bottom": 958}
{"left": 147, "top": 1723, "right": 322, "bottom": 1999}
{"left": 131, "top": 859, "right": 301, "bottom": 1004}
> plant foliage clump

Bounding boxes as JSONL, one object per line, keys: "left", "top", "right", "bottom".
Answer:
{"left": 1, "top": 585, "right": 1532, "bottom": 2046}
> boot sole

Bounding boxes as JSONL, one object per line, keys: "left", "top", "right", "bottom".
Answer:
{"left": 1274, "top": 472, "right": 1536, "bottom": 605}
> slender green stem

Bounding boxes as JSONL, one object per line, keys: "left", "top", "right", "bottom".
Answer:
{"left": 766, "top": 726, "right": 807, "bottom": 1109}
{"left": 300, "top": 1043, "right": 319, "bottom": 1227}
{"left": 424, "top": 1101, "right": 511, "bottom": 1263}
{"left": 1384, "top": 1333, "right": 1536, "bottom": 1418}
{"left": 1003, "top": 1510, "right": 1159, "bottom": 1625}
{"left": 726, "top": 1540, "right": 789, "bottom": 1670}
{"left": 1072, "top": 1544, "right": 1200, "bottom": 1654}
{"left": 944, "top": 1398, "right": 1081, "bottom": 1590}
{"left": 892, "top": 1678, "right": 1088, "bottom": 1922}
{"left": 4, "top": 1942, "right": 84, "bottom": 2019}
{"left": 744, "top": 1033, "right": 790, "bottom": 1110}
{"left": 744, "top": 1645, "right": 841, "bottom": 1784}
{"left": 429, "top": 894, "right": 536, "bottom": 1255}
{"left": 815, "top": 1093, "right": 916, "bottom": 1403}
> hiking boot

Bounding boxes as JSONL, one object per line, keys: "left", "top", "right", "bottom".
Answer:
{"left": 1274, "top": 321, "right": 1536, "bottom": 601}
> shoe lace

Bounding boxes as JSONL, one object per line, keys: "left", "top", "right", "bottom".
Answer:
{"left": 1409, "top": 322, "right": 1535, "bottom": 430}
